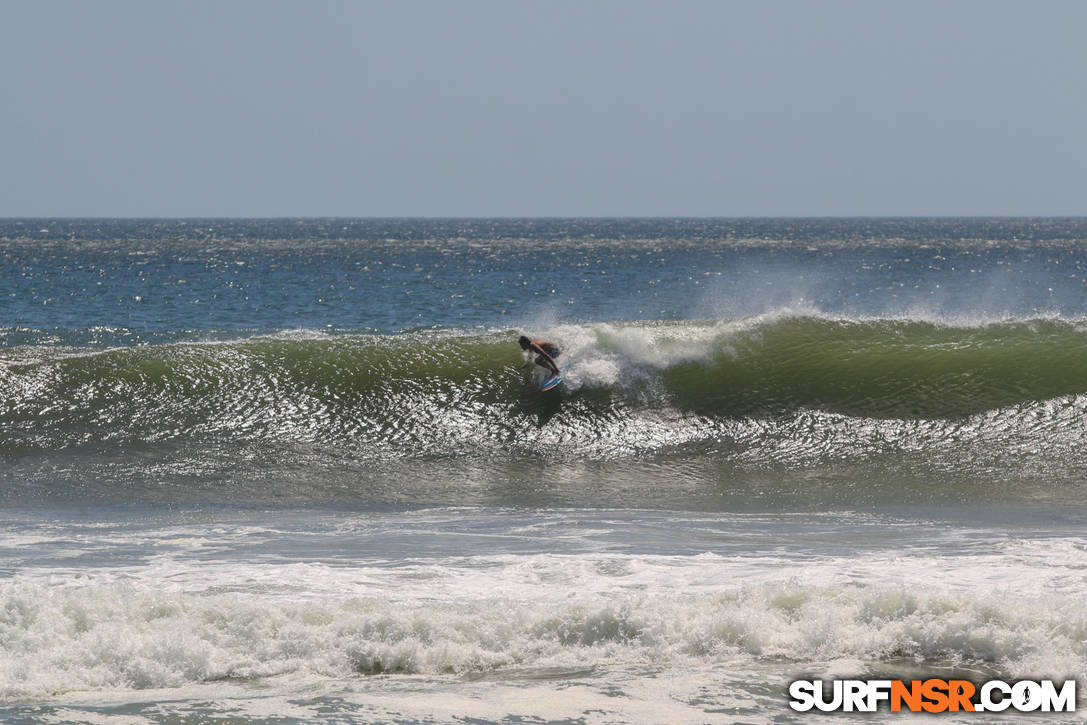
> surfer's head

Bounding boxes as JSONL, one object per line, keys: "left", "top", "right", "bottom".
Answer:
{"left": 518, "top": 335, "right": 530, "bottom": 350}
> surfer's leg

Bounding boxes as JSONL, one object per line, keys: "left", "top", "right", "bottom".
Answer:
{"left": 535, "top": 355, "right": 558, "bottom": 375}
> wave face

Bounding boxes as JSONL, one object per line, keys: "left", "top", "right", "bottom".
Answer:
{"left": 593, "top": 315, "right": 1087, "bottom": 418}
{"left": 4, "top": 315, "right": 1087, "bottom": 463}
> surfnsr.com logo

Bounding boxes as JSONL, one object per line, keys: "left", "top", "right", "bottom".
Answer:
{"left": 789, "top": 679, "right": 1076, "bottom": 713}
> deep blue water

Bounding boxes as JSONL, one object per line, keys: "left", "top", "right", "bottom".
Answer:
{"left": 4, "top": 218, "right": 1087, "bottom": 346}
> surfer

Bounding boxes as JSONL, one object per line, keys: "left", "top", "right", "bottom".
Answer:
{"left": 518, "top": 335, "right": 561, "bottom": 376}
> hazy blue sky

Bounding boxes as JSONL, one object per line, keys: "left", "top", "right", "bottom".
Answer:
{"left": 3, "top": 1, "right": 1085, "bottom": 217}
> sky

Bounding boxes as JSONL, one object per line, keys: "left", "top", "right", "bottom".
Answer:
{"left": 2, "top": 0, "right": 1085, "bottom": 217}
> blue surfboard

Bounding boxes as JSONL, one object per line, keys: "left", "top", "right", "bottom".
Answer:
{"left": 540, "top": 365, "right": 567, "bottom": 391}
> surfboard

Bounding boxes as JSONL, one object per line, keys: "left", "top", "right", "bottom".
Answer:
{"left": 539, "top": 366, "right": 567, "bottom": 391}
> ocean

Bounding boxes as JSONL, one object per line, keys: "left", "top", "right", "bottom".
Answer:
{"left": 2, "top": 218, "right": 1087, "bottom": 723}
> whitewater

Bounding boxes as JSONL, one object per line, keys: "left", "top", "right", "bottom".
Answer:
{"left": 3, "top": 218, "right": 1087, "bottom": 723}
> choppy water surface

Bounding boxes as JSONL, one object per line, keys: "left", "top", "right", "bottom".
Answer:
{"left": 2, "top": 219, "right": 1087, "bottom": 723}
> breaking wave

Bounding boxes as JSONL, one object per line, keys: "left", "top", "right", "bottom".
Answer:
{"left": 4, "top": 315, "right": 1087, "bottom": 453}
{"left": 1, "top": 577, "right": 1082, "bottom": 699}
